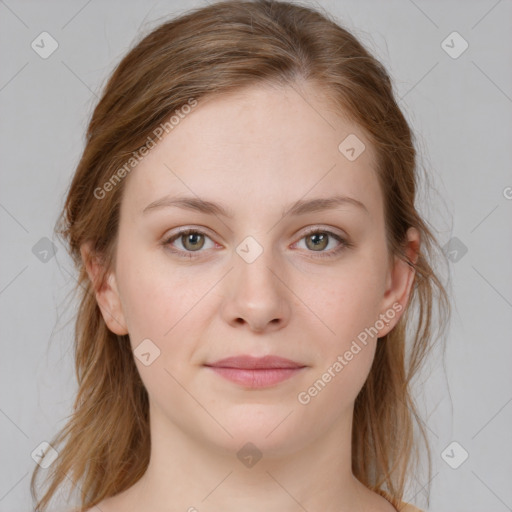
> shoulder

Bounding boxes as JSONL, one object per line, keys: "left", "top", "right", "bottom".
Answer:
{"left": 67, "top": 497, "right": 115, "bottom": 512}
{"left": 66, "top": 505, "right": 108, "bottom": 512}
{"left": 398, "top": 502, "right": 424, "bottom": 512}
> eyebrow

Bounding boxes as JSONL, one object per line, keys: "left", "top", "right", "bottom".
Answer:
{"left": 142, "top": 194, "right": 369, "bottom": 218}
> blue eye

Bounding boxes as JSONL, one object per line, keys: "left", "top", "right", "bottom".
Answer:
{"left": 163, "top": 227, "right": 351, "bottom": 259}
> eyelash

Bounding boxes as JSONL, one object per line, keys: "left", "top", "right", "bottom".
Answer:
{"left": 162, "top": 226, "right": 352, "bottom": 260}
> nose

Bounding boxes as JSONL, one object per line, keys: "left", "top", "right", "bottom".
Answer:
{"left": 219, "top": 245, "right": 291, "bottom": 333}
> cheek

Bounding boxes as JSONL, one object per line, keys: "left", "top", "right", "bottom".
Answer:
{"left": 116, "top": 248, "right": 221, "bottom": 376}
{"left": 307, "top": 263, "right": 385, "bottom": 347}
{"left": 115, "top": 249, "right": 180, "bottom": 350}
{"left": 117, "top": 242, "right": 189, "bottom": 328}
{"left": 297, "top": 339, "right": 377, "bottom": 429}
{"left": 296, "top": 267, "right": 383, "bottom": 414}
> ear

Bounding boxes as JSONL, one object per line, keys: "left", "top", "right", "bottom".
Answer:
{"left": 376, "top": 227, "right": 420, "bottom": 337}
{"left": 80, "top": 241, "right": 129, "bottom": 336}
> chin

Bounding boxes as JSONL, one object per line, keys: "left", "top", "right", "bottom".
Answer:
{"left": 210, "top": 404, "right": 309, "bottom": 455}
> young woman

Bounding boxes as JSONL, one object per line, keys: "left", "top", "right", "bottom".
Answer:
{"left": 31, "top": 1, "right": 450, "bottom": 511}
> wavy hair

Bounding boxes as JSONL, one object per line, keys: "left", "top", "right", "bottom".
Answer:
{"left": 31, "top": 1, "right": 451, "bottom": 510}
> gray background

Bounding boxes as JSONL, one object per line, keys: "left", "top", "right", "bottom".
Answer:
{"left": 1, "top": 1, "right": 511, "bottom": 511}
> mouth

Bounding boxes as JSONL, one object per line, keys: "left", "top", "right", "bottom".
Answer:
{"left": 204, "top": 355, "right": 307, "bottom": 388}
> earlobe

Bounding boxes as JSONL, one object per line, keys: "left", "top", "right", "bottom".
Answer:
{"left": 80, "top": 242, "right": 129, "bottom": 336}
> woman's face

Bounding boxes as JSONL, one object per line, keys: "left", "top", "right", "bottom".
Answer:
{"left": 87, "top": 83, "right": 418, "bottom": 455}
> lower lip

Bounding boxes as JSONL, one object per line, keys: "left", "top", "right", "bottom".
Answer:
{"left": 206, "top": 367, "right": 305, "bottom": 388}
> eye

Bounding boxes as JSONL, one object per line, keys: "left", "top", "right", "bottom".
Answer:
{"left": 293, "top": 227, "right": 351, "bottom": 259}
{"left": 162, "top": 226, "right": 351, "bottom": 260}
{"left": 163, "top": 228, "right": 217, "bottom": 259}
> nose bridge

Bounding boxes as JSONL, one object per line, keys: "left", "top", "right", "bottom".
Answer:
{"left": 234, "top": 233, "right": 281, "bottom": 299}
{"left": 221, "top": 233, "right": 289, "bottom": 331}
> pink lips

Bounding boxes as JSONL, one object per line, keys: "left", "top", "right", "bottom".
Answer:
{"left": 204, "top": 355, "right": 306, "bottom": 388}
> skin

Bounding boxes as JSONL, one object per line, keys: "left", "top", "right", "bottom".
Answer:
{"left": 81, "top": 82, "right": 419, "bottom": 512}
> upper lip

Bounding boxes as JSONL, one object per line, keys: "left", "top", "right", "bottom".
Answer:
{"left": 205, "top": 355, "right": 306, "bottom": 369}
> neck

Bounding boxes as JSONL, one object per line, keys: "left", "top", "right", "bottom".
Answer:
{"left": 121, "top": 401, "right": 374, "bottom": 512}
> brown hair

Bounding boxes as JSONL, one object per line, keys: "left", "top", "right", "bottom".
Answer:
{"left": 31, "top": 1, "right": 451, "bottom": 510}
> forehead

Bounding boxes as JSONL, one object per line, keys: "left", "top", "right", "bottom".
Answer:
{"left": 121, "top": 83, "right": 382, "bottom": 221}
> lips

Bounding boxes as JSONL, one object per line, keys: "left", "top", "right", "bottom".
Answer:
{"left": 205, "top": 355, "right": 305, "bottom": 370}
{"left": 204, "top": 355, "right": 307, "bottom": 388}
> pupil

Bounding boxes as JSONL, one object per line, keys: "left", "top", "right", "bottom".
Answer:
{"left": 185, "top": 233, "right": 202, "bottom": 250}
{"left": 309, "top": 233, "right": 327, "bottom": 251}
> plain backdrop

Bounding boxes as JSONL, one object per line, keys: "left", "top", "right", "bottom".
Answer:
{"left": 1, "top": 1, "right": 511, "bottom": 511}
